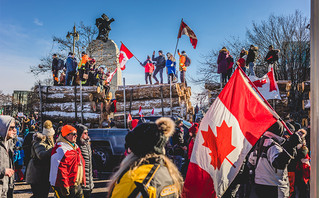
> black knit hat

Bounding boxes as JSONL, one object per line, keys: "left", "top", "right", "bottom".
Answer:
{"left": 75, "top": 124, "right": 88, "bottom": 142}
{"left": 267, "top": 120, "right": 284, "bottom": 137}
{"left": 125, "top": 117, "right": 175, "bottom": 157}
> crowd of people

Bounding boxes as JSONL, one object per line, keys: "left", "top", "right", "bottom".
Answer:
{"left": 217, "top": 44, "right": 280, "bottom": 84}
{"left": 52, "top": 52, "right": 110, "bottom": 91}
{"left": 52, "top": 49, "right": 191, "bottom": 88}
{"left": 0, "top": 109, "right": 311, "bottom": 198}
{"left": 140, "top": 49, "right": 191, "bottom": 85}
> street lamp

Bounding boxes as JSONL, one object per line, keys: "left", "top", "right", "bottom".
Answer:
{"left": 66, "top": 25, "right": 79, "bottom": 54}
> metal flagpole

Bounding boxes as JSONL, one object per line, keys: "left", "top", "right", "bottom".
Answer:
{"left": 173, "top": 18, "right": 183, "bottom": 58}
{"left": 123, "top": 77, "right": 127, "bottom": 129}
{"left": 310, "top": 0, "right": 319, "bottom": 197}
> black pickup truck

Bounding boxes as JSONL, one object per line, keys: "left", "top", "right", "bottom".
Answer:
{"left": 88, "top": 128, "right": 129, "bottom": 171}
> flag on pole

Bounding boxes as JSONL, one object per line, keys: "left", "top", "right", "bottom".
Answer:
{"left": 183, "top": 68, "right": 278, "bottom": 198}
{"left": 178, "top": 20, "right": 198, "bottom": 49}
{"left": 151, "top": 108, "right": 155, "bottom": 115}
{"left": 106, "top": 68, "right": 118, "bottom": 83}
{"left": 249, "top": 67, "right": 281, "bottom": 100}
{"left": 138, "top": 106, "right": 143, "bottom": 117}
{"left": 127, "top": 113, "right": 132, "bottom": 123}
{"left": 119, "top": 43, "right": 133, "bottom": 70}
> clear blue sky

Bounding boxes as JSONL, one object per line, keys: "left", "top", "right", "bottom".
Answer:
{"left": 0, "top": 0, "right": 310, "bottom": 96}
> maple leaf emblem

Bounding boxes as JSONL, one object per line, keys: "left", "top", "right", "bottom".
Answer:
{"left": 252, "top": 79, "right": 267, "bottom": 88}
{"left": 201, "top": 121, "right": 236, "bottom": 170}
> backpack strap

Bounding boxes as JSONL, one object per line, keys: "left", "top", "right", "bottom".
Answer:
{"left": 128, "top": 163, "right": 160, "bottom": 198}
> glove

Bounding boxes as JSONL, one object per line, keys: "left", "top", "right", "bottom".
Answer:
{"left": 61, "top": 187, "right": 70, "bottom": 196}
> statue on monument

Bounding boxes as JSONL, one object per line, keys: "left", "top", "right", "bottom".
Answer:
{"left": 95, "top": 13, "right": 115, "bottom": 42}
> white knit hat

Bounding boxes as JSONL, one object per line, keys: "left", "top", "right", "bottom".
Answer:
{"left": 43, "top": 120, "right": 55, "bottom": 136}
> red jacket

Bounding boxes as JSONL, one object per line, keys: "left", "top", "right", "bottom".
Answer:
{"left": 50, "top": 136, "right": 86, "bottom": 188}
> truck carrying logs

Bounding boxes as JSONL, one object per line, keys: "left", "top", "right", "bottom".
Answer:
{"left": 114, "top": 83, "right": 194, "bottom": 127}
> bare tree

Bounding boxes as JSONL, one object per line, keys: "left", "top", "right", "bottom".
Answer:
{"left": 247, "top": 10, "right": 310, "bottom": 83}
{"left": 30, "top": 22, "right": 98, "bottom": 76}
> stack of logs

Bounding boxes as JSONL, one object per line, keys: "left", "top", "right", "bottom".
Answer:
{"left": 205, "top": 81, "right": 292, "bottom": 118}
{"left": 298, "top": 81, "right": 310, "bottom": 126}
{"left": 34, "top": 86, "right": 111, "bottom": 127}
{"left": 114, "top": 84, "right": 194, "bottom": 127}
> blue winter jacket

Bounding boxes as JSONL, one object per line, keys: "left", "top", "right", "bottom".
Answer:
{"left": 166, "top": 60, "right": 176, "bottom": 75}
{"left": 65, "top": 56, "right": 77, "bottom": 72}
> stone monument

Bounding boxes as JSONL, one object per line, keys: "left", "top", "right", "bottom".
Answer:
{"left": 88, "top": 13, "right": 121, "bottom": 96}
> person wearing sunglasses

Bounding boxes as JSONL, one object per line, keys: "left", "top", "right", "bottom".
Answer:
{"left": 75, "top": 124, "right": 94, "bottom": 198}
{"left": 0, "top": 115, "right": 16, "bottom": 197}
{"left": 50, "top": 125, "right": 85, "bottom": 198}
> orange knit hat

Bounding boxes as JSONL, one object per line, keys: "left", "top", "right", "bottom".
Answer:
{"left": 61, "top": 125, "right": 77, "bottom": 137}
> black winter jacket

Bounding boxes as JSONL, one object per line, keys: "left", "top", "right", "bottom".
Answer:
{"left": 152, "top": 55, "right": 166, "bottom": 68}
{"left": 78, "top": 138, "right": 94, "bottom": 191}
{"left": 246, "top": 48, "right": 258, "bottom": 65}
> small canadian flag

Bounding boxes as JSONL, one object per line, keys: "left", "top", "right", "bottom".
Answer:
{"left": 127, "top": 113, "right": 132, "bottom": 123}
{"left": 151, "top": 108, "right": 155, "bottom": 115}
{"left": 119, "top": 43, "right": 133, "bottom": 70}
{"left": 106, "top": 68, "right": 117, "bottom": 83}
{"left": 138, "top": 106, "right": 143, "bottom": 117}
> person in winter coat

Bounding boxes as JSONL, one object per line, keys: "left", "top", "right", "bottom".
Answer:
{"left": 26, "top": 120, "right": 55, "bottom": 198}
{"left": 75, "top": 124, "right": 94, "bottom": 198}
{"left": 107, "top": 117, "right": 183, "bottom": 198}
{"left": 22, "top": 125, "right": 35, "bottom": 176}
{"left": 171, "top": 119, "right": 186, "bottom": 173}
{"left": 166, "top": 52, "right": 176, "bottom": 84}
{"left": 250, "top": 121, "right": 306, "bottom": 198}
{"left": 246, "top": 45, "right": 259, "bottom": 76}
{"left": 65, "top": 52, "right": 78, "bottom": 86}
{"left": 0, "top": 115, "right": 16, "bottom": 198}
{"left": 226, "top": 51, "right": 234, "bottom": 81}
{"left": 265, "top": 45, "right": 280, "bottom": 78}
{"left": 177, "top": 50, "right": 188, "bottom": 85}
{"left": 152, "top": 50, "right": 166, "bottom": 84}
{"left": 140, "top": 56, "right": 155, "bottom": 85}
{"left": 86, "top": 59, "right": 97, "bottom": 86}
{"left": 50, "top": 125, "right": 85, "bottom": 198}
{"left": 237, "top": 49, "right": 248, "bottom": 73}
{"left": 52, "top": 54, "right": 59, "bottom": 86}
{"left": 78, "top": 52, "right": 90, "bottom": 85}
{"left": 217, "top": 47, "right": 229, "bottom": 84}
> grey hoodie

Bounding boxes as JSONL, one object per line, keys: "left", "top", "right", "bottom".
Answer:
{"left": 0, "top": 115, "right": 15, "bottom": 196}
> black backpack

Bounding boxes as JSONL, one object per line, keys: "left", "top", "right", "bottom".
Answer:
{"left": 57, "top": 59, "right": 65, "bottom": 70}
{"left": 185, "top": 56, "right": 191, "bottom": 67}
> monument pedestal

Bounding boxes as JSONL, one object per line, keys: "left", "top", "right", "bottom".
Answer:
{"left": 88, "top": 39, "right": 122, "bottom": 97}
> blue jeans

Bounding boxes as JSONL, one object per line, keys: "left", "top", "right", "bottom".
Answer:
{"left": 249, "top": 62, "right": 255, "bottom": 76}
{"left": 153, "top": 67, "right": 163, "bottom": 84}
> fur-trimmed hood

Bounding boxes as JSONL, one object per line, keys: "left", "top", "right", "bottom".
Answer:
{"left": 219, "top": 48, "right": 228, "bottom": 53}
{"left": 33, "top": 132, "right": 47, "bottom": 142}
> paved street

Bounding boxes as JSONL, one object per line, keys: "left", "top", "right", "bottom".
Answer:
{"left": 13, "top": 178, "right": 109, "bottom": 198}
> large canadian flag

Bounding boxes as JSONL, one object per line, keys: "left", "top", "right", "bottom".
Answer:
{"left": 119, "top": 43, "right": 133, "bottom": 70}
{"left": 177, "top": 20, "right": 197, "bottom": 49}
{"left": 249, "top": 67, "right": 281, "bottom": 100}
{"left": 183, "top": 68, "right": 278, "bottom": 198}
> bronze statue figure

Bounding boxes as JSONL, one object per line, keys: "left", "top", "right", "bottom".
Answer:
{"left": 96, "top": 13, "right": 115, "bottom": 42}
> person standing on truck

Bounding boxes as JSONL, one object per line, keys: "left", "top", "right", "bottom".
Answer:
{"left": 75, "top": 124, "right": 94, "bottom": 198}
{"left": 108, "top": 117, "right": 183, "bottom": 198}
{"left": 152, "top": 50, "right": 166, "bottom": 84}
{"left": 52, "top": 54, "right": 59, "bottom": 85}
{"left": 50, "top": 125, "right": 85, "bottom": 198}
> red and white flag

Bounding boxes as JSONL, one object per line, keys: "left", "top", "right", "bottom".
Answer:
{"left": 127, "top": 113, "right": 132, "bottom": 123}
{"left": 151, "top": 108, "right": 155, "bottom": 115}
{"left": 178, "top": 20, "right": 198, "bottom": 49}
{"left": 138, "top": 106, "right": 143, "bottom": 117}
{"left": 249, "top": 67, "right": 281, "bottom": 100}
{"left": 183, "top": 68, "right": 278, "bottom": 198}
{"left": 119, "top": 43, "right": 133, "bottom": 70}
{"left": 106, "top": 68, "right": 118, "bottom": 83}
